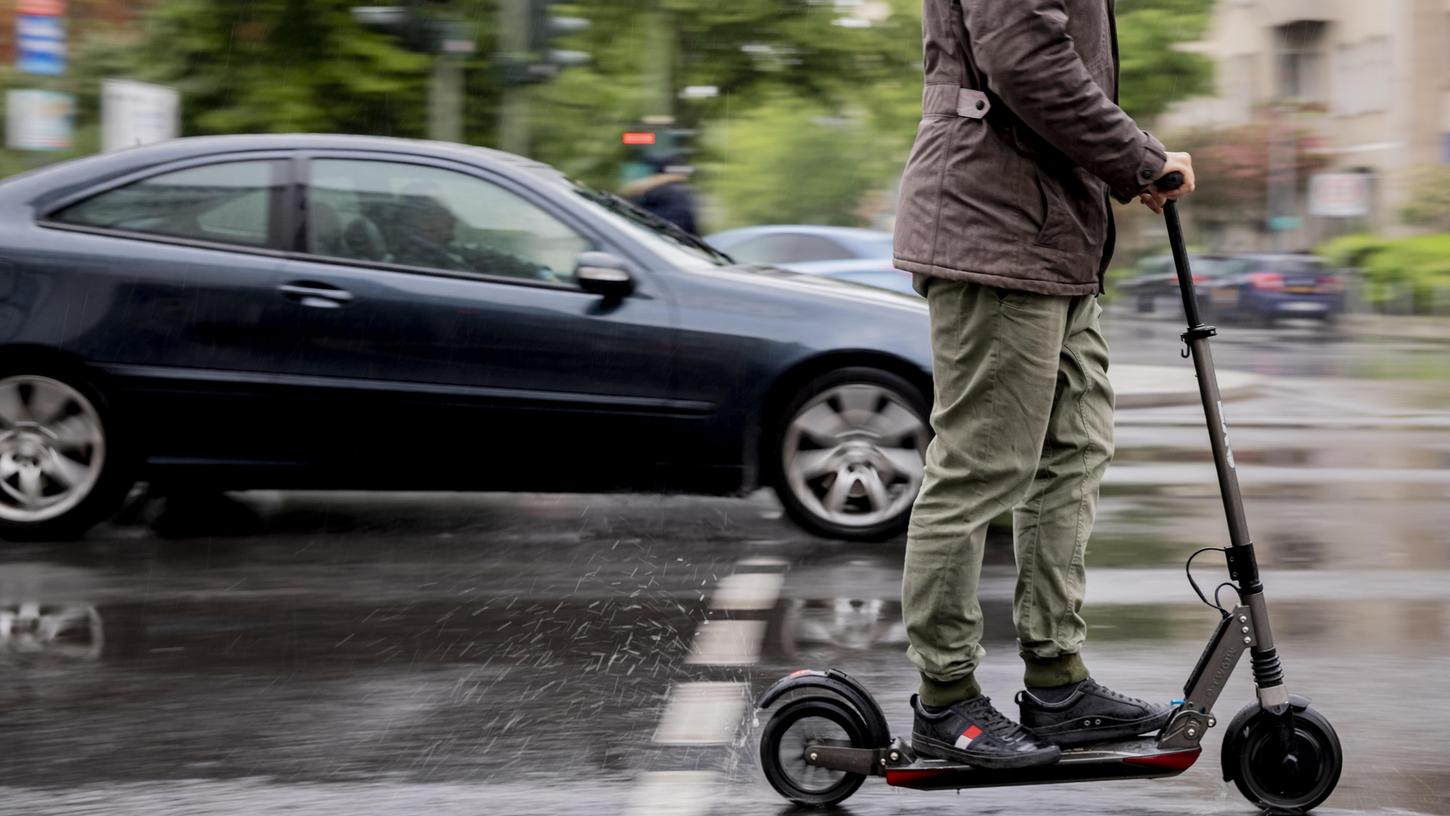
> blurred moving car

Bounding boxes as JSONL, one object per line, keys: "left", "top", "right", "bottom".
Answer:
{"left": 705, "top": 225, "right": 916, "bottom": 296}
{"left": 0, "top": 135, "right": 933, "bottom": 542}
{"left": 1120, "top": 253, "right": 1346, "bottom": 325}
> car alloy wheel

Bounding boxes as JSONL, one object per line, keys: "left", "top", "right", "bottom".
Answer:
{"left": 0, "top": 375, "right": 106, "bottom": 524}
{"left": 781, "top": 379, "right": 928, "bottom": 535}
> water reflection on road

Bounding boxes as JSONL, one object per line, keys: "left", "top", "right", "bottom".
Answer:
{"left": 2, "top": 326, "right": 1448, "bottom": 815}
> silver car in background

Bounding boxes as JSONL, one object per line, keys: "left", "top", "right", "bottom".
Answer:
{"left": 706, "top": 225, "right": 916, "bottom": 296}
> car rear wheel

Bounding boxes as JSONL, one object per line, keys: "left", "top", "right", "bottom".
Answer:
{"left": 0, "top": 371, "right": 132, "bottom": 541}
{"left": 771, "top": 367, "right": 929, "bottom": 541}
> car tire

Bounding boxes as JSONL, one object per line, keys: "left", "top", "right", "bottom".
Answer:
{"left": 1135, "top": 294, "right": 1155, "bottom": 314}
{"left": 0, "top": 368, "right": 133, "bottom": 541}
{"left": 769, "top": 367, "right": 930, "bottom": 541}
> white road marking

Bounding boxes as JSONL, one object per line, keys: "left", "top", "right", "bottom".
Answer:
{"left": 626, "top": 771, "right": 719, "bottom": 816}
{"left": 629, "top": 556, "right": 788, "bottom": 814}
{"left": 709, "top": 572, "right": 785, "bottom": 611}
{"left": 652, "top": 682, "right": 748, "bottom": 745}
{"left": 735, "top": 556, "right": 790, "bottom": 568}
{"left": 686, "top": 620, "right": 768, "bottom": 666}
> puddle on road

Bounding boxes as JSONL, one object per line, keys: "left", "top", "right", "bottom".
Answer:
{"left": 1094, "top": 490, "right": 1450, "bottom": 570}
{"left": 0, "top": 592, "right": 712, "bottom": 787}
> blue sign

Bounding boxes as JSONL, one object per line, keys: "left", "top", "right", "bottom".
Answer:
{"left": 17, "top": 15, "right": 66, "bottom": 76}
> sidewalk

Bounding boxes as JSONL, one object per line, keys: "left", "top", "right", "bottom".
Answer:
{"left": 1342, "top": 314, "right": 1450, "bottom": 343}
{"left": 1110, "top": 364, "right": 1259, "bottom": 409}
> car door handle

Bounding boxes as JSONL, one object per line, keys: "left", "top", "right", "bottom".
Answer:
{"left": 279, "top": 282, "right": 354, "bottom": 308}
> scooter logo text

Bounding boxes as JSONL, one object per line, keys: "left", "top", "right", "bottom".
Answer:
{"left": 1217, "top": 401, "right": 1236, "bottom": 470}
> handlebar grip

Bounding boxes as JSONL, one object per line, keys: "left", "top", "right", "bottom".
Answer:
{"left": 1155, "top": 171, "right": 1185, "bottom": 193}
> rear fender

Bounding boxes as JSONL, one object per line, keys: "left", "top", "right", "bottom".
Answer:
{"left": 757, "top": 667, "right": 890, "bottom": 747}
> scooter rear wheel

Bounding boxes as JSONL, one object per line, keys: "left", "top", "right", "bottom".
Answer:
{"left": 1224, "top": 704, "right": 1342, "bottom": 813}
{"left": 759, "top": 697, "right": 868, "bottom": 807}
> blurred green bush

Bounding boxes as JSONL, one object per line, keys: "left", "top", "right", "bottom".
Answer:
{"left": 1319, "top": 232, "right": 1450, "bottom": 315}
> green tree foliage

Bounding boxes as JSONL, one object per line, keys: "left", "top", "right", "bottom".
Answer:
{"left": 137, "top": 0, "right": 435, "bottom": 136}
{"left": 525, "top": 0, "right": 922, "bottom": 189}
{"left": 1116, "top": 0, "right": 1215, "bottom": 120}
{"left": 3, "top": 0, "right": 1221, "bottom": 231}
{"left": 703, "top": 96, "right": 900, "bottom": 228}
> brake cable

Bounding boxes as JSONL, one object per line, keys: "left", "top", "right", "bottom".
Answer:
{"left": 1185, "top": 547, "right": 1231, "bottom": 618}
{"left": 1214, "top": 581, "right": 1242, "bottom": 613}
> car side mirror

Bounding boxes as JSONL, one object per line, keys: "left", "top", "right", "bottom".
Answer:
{"left": 576, "top": 251, "right": 635, "bottom": 298}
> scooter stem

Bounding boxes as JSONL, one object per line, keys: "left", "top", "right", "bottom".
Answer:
{"left": 1157, "top": 189, "right": 1289, "bottom": 718}
{"left": 1162, "top": 199, "right": 1252, "bottom": 554}
{"left": 1163, "top": 201, "right": 1205, "bottom": 328}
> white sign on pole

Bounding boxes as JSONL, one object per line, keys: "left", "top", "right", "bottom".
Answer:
{"left": 1308, "top": 172, "right": 1372, "bottom": 218}
{"left": 101, "top": 79, "right": 179, "bottom": 152}
{"left": 5, "top": 89, "right": 74, "bottom": 151}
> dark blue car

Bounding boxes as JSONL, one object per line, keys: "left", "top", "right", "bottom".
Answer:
{"left": 1198, "top": 254, "right": 1347, "bottom": 325}
{"left": 1123, "top": 253, "right": 1346, "bottom": 325}
{"left": 0, "top": 135, "right": 933, "bottom": 541}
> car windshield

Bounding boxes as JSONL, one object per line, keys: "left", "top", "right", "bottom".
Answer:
{"left": 568, "top": 180, "right": 732, "bottom": 268}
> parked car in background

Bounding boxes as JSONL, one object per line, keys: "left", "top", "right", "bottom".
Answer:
{"left": 0, "top": 135, "right": 934, "bottom": 542}
{"left": 1120, "top": 253, "right": 1346, "bottom": 325}
{"left": 1118, "top": 254, "right": 1234, "bottom": 316}
{"left": 705, "top": 225, "right": 916, "bottom": 296}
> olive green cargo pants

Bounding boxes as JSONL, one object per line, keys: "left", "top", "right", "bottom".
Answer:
{"left": 904, "top": 276, "right": 1114, "bottom": 706}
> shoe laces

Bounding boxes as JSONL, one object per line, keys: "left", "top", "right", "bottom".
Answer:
{"left": 965, "top": 697, "right": 1031, "bottom": 741}
{"left": 1085, "top": 679, "right": 1142, "bottom": 705}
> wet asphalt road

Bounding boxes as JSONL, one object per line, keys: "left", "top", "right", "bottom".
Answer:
{"left": 2, "top": 316, "right": 1448, "bottom": 816}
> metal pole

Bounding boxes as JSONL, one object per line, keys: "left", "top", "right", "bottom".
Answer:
{"left": 498, "top": 0, "right": 530, "bottom": 155}
{"left": 428, "top": 53, "right": 464, "bottom": 142}
{"left": 642, "top": 6, "right": 673, "bottom": 120}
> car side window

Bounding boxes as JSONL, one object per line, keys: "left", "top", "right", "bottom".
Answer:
{"left": 307, "top": 159, "right": 592, "bottom": 284}
{"left": 728, "top": 233, "right": 854, "bottom": 264}
{"left": 52, "top": 160, "right": 284, "bottom": 248}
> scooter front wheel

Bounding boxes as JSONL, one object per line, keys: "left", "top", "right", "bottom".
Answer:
{"left": 1224, "top": 703, "right": 1342, "bottom": 813}
{"left": 760, "top": 697, "right": 868, "bottom": 807}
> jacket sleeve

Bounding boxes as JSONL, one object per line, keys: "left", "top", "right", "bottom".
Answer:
{"left": 961, "top": 0, "right": 1165, "bottom": 201}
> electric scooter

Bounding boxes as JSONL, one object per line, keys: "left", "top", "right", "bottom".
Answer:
{"left": 755, "top": 174, "right": 1344, "bottom": 813}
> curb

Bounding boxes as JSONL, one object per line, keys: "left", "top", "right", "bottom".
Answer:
{"left": 1111, "top": 364, "right": 1260, "bottom": 409}
{"left": 1341, "top": 315, "right": 1450, "bottom": 344}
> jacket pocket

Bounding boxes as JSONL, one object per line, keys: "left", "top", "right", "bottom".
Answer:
{"left": 1032, "top": 167, "right": 1107, "bottom": 257}
{"left": 1031, "top": 167, "right": 1072, "bottom": 250}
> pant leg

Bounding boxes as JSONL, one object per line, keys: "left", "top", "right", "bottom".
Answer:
{"left": 1012, "top": 295, "right": 1115, "bottom": 686}
{"left": 903, "top": 280, "right": 1068, "bottom": 705}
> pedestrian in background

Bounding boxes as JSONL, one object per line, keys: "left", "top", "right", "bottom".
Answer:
{"left": 621, "top": 154, "right": 699, "bottom": 235}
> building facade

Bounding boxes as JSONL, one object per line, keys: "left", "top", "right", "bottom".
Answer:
{"left": 1159, "top": 0, "right": 1450, "bottom": 243}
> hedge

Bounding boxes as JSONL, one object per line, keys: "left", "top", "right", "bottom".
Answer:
{"left": 1317, "top": 233, "right": 1450, "bottom": 314}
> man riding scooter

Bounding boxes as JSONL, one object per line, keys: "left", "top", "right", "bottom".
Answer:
{"left": 891, "top": 0, "right": 1197, "bottom": 769}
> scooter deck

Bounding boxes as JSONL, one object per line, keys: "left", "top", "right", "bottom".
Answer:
{"left": 884, "top": 738, "right": 1201, "bottom": 791}
{"left": 804, "top": 736, "right": 1201, "bottom": 791}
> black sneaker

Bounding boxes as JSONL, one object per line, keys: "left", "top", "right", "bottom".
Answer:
{"left": 1017, "top": 678, "right": 1173, "bottom": 747}
{"left": 911, "top": 694, "right": 1062, "bottom": 770}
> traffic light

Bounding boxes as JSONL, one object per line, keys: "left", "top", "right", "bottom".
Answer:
{"left": 502, "top": 0, "right": 590, "bottom": 85}
{"left": 351, "top": 4, "right": 474, "bottom": 55}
